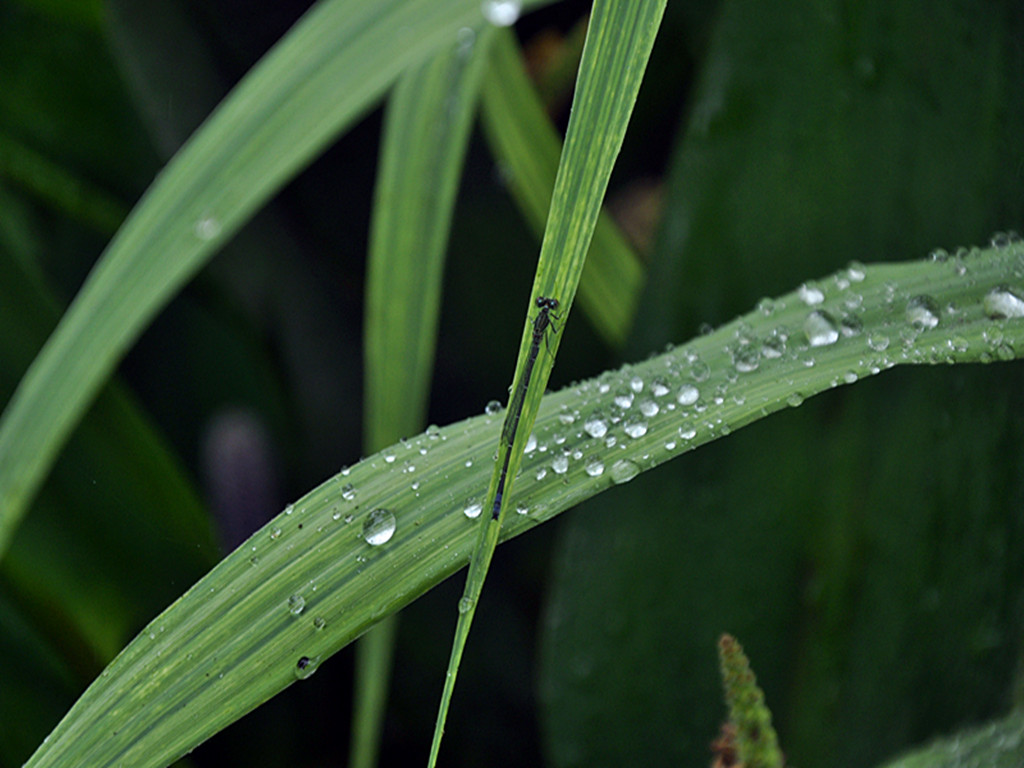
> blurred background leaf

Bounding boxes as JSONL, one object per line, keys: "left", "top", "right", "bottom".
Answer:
{"left": 541, "top": 0, "right": 1024, "bottom": 767}
{"left": 1, "top": 0, "right": 1023, "bottom": 767}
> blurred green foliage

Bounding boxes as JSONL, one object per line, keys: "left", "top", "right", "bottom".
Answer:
{"left": 0, "top": 0, "right": 1022, "bottom": 767}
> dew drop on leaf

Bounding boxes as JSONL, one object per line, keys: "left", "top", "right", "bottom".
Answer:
{"left": 804, "top": 310, "right": 839, "bottom": 347}
{"left": 983, "top": 286, "right": 1024, "bottom": 319}
{"left": 906, "top": 295, "right": 940, "bottom": 330}
{"left": 287, "top": 594, "right": 306, "bottom": 616}
{"left": 677, "top": 384, "right": 700, "bottom": 406}
{"left": 362, "top": 508, "right": 396, "bottom": 545}
{"left": 609, "top": 459, "right": 640, "bottom": 485}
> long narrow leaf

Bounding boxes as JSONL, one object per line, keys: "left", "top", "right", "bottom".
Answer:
{"left": 354, "top": 25, "right": 497, "bottom": 768}
{"left": 21, "top": 240, "right": 1024, "bottom": 768}
{"left": 429, "top": 3, "right": 668, "bottom": 762}
{"left": 0, "top": 0, "right": 519, "bottom": 556}
{"left": 481, "top": 27, "right": 644, "bottom": 347}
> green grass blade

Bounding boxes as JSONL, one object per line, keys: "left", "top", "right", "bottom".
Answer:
{"left": 364, "top": 23, "right": 496, "bottom": 453}
{"left": 876, "top": 708, "right": 1024, "bottom": 767}
{"left": 355, "top": 26, "right": 496, "bottom": 768}
{"left": 0, "top": 0, "right": 501, "bottom": 557}
{"left": 480, "top": 28, "right": 645, "bottom": 347}
{"left": 0, "top": 133, "right": 127, "bottom": 235}
{"left": 20, "top": 241, "right": 1024, "bottom": 768}
{"left": 428, "top": 2, "right": 668, "bottom": 764}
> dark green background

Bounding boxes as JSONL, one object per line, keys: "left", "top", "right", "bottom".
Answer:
{"left": 0, "top": 0, "right": 1022, "bottom": 766}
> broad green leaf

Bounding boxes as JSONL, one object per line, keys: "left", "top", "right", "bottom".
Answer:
{"left": 22, "top": 241, "right": 1024, "bottom": 768}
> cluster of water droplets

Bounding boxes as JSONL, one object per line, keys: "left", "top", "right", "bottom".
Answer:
{"left": 486, "top": 239, "right": 1024, "bottom": 506}
{"left": 263, "top": 236, "right": 1024, "bottom": 561}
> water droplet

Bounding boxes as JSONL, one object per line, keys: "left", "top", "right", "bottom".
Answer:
{"left": 551, "top": 454, "right": 569, "bottom": 474}
{"left": 269, "top": 527, "right": 282, "bottom": 540}
{"left": 762, "top": 332, "right": 787, "bottom": 358}
{"left": 757, "top": 297, "right": 777, "bottom": 316}
{"left": 846, "top": 262, "right": 866, "bottom": 282}
{"left": 485, "top": 399, "right": 503, "bottom": 415}
{"left": 613, "top": 389, "right": 634, "bottom": 409}
{"left": 341, "top": 483, "right": 356, "bottom": 501}
{"left": 585, "top": 458, "right": 604, "bottom": 477}
{"left": 948, "top": 336, "right": 970, "bottom": 353}
{"left": 458, "top": 596, "right": 475, "bottom": 614}
{"left": 583, "top": 414, "right": 608, "bottom": 438}
{"left": 840, "top": 315, "right": 863, "bottom": 337}
{"left": 313, "top": 616, "right": 326, "bottom": 631}
{"left": 786, "top": 392, "right": 805, "bottom": 408}
{"left": 294, "top": 655, "right": 320, "bottom": 680}
{"left": 456, "top": 26, "right": 476, "bottom": 56}
{"left": 609, "top": 459, "right": 640, "bottom": 484}
{"left": 678, "top": 424, "right": 697, "bottom": 440}
{"left": 463, "top": 500, "right": 482, "bottom": 519}
{"left": 650, "top": 378, "right": 670, "bottom": 397}
{"left": 983, "top": 285, "right": 1024, "bottom": 319}
{"left": 629, "top": 376, "right": 644, "bottom": 393}
{"left": 905, "top": 295, "right": 940, "bottom": 330}
{"left": 804, "top": 310, "right": 839, "bottom": 347}
{"left": 362, "top": 508, "right": 396, "bottom": 545}
{"left": 867, "top": 332, "right": 890, "bottom": 351}
{"left": 733, "top": 345, "right": 760, "bottom": 373}
{"left": 623, "top": 419, "right": 648, "bottom": 438}
{"left": 689, "top": 360, "right": 711, "bottom": 382}
{"left": 481, "top": 0, "right": 521, "bottom": 26}
{"left": 990, "top": 231, "right": 1021, "bottom": 248}
{"left": 639, "top": 399, "right": 659, "bottom": 417}
{"left": 194, "top": 215, "right": 222, "bottom": 241}
{"left": 677, "top": 384, "right": 700, "bottom": 406}
{"left": 798, "top": 283, "right": 825, "bottom": 305}
{"left": 287, "top": 594, "right": 306, "bottom": 616}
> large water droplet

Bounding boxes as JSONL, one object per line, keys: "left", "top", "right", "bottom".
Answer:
{"left": 983, "top": 286, "right": 1024, "bottom": 319}
{"left": 294, "top": 655, "right": 320, "bottom": 680}
{"left": 804, "top": 310, "right": 839, "bottom": 347}
{"left": 623, "top": 419, "right": 648, "bottom": 438}
{"left": 609, "top": 459, "right": 640, "bottom": 484}
{"left": 585, "top": 458, "right": 604, "bottom": 477}
{"left": 733, "top": 344, "right": 760, "bottom": 372}
{"left": 583, "top": 414, "right": 609, "bottom": 439}
{"left": 481, "top": 0, "right": 521, "bottom": 26}
{"left": 798, "top": 283, "right": 825, "bottom": 305}
{"left": 287, "top": 594, "right": 306, "bottom": 616}
{"left": 362, "top": 508, "right": 396, "bottom": 545}
{"left": 867, "top": 332, "right": 890, "bottom": 351}
{"left": 463, "top": 500, "right": 482, "bottom": 519}
{"left": 458, "top": 596, "right": 475, "bottom": 614}
{"left": 906, "top": 295, "right": 940, "bottom": 330}
{"left": 677, "top": 384, "right": 700, "bottom": 406}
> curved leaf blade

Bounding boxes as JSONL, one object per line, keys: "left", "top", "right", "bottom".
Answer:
{"left": 22, "top": 241, "right": 1024, "bottom": 768}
